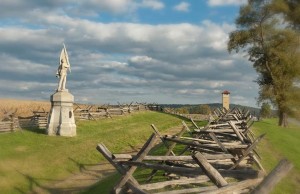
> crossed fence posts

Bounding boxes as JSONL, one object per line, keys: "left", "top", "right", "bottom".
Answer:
{"left": 95, "top": 108, "right": 288, "bottom": 194}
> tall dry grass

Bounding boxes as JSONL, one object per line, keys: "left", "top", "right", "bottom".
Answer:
{"left": 0, "top": 98, "right": 51, "bottom": 118}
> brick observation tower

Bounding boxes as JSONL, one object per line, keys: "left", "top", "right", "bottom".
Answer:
{"left": 222, "top": 90, "right": 230, "bottom": 110}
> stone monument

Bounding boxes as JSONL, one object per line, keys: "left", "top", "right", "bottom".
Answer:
{"left": 47, "top": 44, "right": 76, "bottom": 137}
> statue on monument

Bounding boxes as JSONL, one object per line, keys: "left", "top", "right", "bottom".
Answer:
{"left": 56, "top": 44, "right": 71, "bottom": 91}
{"left": 47, "top": 43, "right": 76, "bottom": 137}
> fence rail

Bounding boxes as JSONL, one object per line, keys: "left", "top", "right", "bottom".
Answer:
{"left": 0, "top": 115, "right": 48, "bottom": 133}
{"left": 0, "top": 103, "right": 150, "bottom": 131}
{"left": 18, "top": 116, "right": 48, "bottom": 129}
{"left": 96, "top": 107, "right": 289, "bottom": 193}
{"left": 0, "top": 121, "right": 14, "bottom": 132}
{"left": 74, "top": 103, "right": 149, "bottom": 120}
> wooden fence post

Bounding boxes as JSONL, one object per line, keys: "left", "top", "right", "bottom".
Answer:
{"left": 10, "top": 114, "right": 14, "bottom": 131}
{"left": 251, "top": 159, "right": 293, "bottom": 194}
{"left": 193, "top": 152, "right": 228, "bottom": 188}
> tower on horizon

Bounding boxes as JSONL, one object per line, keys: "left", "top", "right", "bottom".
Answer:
{"left": 222, "top": 90, "right": 230, "bottom": 110}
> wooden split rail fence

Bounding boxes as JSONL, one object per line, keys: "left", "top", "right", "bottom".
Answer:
{"left": 0, "top": 119, "right": 18, "bottom": 133}
{"left": 0, "top": 110, "right": 49, "bottom": 132}
{"left": 162, "top": 108, "right": 209, "bottom": 121}
{"left": 0, "top": 102, "right": 149, "bottom": 131}
{"left": 0, "top": 109, "right": 18, "bottom": 133}
{"left": 97, "top": 107, "right": 291, "bottom": 193}
{"left": 18, "top": 114, "right": 48, "bottom": 129}
{"left": 74, "top": 103, "right": 148, "bottom": 120}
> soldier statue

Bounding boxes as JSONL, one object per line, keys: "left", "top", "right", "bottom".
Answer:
{"left": 56, "top": 44, "right": 71, "bottom": 91}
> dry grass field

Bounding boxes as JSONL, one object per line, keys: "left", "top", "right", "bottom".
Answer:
{"left": 0, "top": 98, "right": 51, "bottom": 118}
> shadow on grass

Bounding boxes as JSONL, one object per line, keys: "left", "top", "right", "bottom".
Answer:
{"left": 15, "top": 161, "right": 116, "bottom": 194}
{"left": 82, "top": 173, "right": 120, "bottom": 194}
{"left": 127, "top": 143, "right": 142, "bottom": 152}
{"left": 20, "top": 127, "right": 46, "bottom": 135}
{"left": 67, "top": 157, "right": 114, "bottom": 178}
{"left": 68, "top": 157, "right": 93, "bottom": 173}
{"left": 15, "top": 170, "right": 63, "bottom": 194}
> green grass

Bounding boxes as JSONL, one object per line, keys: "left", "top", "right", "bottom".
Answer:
{"left": 3, "top": 113, "right": 297, "bottom": 194}
{"left": 84, "top": 120, "right": 208, "bottom": 194}
{"left": 85, "top": 118, "right": 300, "bottom": 194}
{"left": 253, "top": 118, "right": 300, "bottom": 194}
{"left": 0, "top": 111, "right": 184, "bottom": 194}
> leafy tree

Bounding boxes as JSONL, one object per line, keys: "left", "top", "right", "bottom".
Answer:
{"left": 190, "top": 104, "right": 211, "bottom": 114}
{"left": 272, "top": 0, "right": 300, "bottom": 28}
{"left": 176, "top": 107, "right": 189, "bottom": 114}
{"left": 228, "top": 0, "right": 300, "bottom": 127}
{"left": 199, "top": 104, "right": 211, "bottom": 115}
{"left": 260, "top": 102, "right": 272, "bottom": 118}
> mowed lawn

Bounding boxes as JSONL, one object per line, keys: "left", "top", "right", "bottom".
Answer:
{"left": 253, "top": 118, "right": 300, "bottom": 194}
{"left": 84, "top": 118, "right": 300, "bottom": 194}
{"left": 2, "top": 113, "right": 299, "bottom": 194}
{"left": 0, "top": 111, "right": 184, "bottom": 194}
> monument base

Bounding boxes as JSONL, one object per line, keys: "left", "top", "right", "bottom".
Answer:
{"left": 47, "top": 90, "right": 76, "bottom": 137}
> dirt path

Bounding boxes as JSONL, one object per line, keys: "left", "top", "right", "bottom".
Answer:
{"left": 30, "top": 125, "right": 183, "bottom": 194}
{"left": 30, "top": 163, "right": 115, "bottom": 194}
{"left": 288, "top": 118, "right": 300, "bottom": 127}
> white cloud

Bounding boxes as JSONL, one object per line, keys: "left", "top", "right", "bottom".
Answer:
{"left": 174, "top": 2, "right": 190, "bottom": 12}
{"left": 0, "top": 9, "right": 259, "bottom": 106}
{"left": 129, "top": 56, "right": 153, "bottom": 64}
{"left": 208, "top": 0, "right": 247, "bottom": 6}
{"left": 0, "top": 54, "right": 52, "bottom": 75}
{"left": 88, "top": 0, "right": 136, "bottom": 14}
{"left": 18, "top": 13, "right": 235, "bottom": 61}
{"left": 140, "top": 0, "right": 164, "bottom": 10}
{"left": 176, "top": 89, "right": 206, "bottom": 95}
{"left": 0, "top": 79, "right": 55, "bottom": 94}
{"left": 0, "top": 0, "right": 163, "bottom": 18}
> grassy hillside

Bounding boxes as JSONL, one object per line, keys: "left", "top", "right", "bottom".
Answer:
{"left": 85, "top": 118, "right": 300, "bottom": 194}
{"left": 1, "top": 110, "right": 298, "bottom": 194}
{"left": 253, "top": 119, "right": 300, "bottom": 194}
{"left": 0, "top": 111, "right": 184, "bottom": 194}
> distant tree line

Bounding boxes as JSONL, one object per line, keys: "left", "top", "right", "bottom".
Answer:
{"left": 163, "top": 104, "right": 262, "bottom": 116}
{"left": 163, "top": 104, "right": 263, "bottom": 116}
{"left": 171, "top": 104, "right": 212, "bottom": 115}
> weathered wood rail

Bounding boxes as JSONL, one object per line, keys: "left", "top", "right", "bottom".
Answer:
{"left": 0, "top": 102, "right": 149, "bottom": 131}
{"left": 162, "top": 108, "right": 208, "bottom": 121}
{"left": 18, "top": 115, "right": 48, "bottom": 129}
{"left": 0, "top": 108, "right": 49, "bottom": 132}
{"left": 0, "top": 120, "right": 17, "bottom": 132}
{"left": 97, "top": 107, "right": 290, "bottom": 193}
{"left": 0, "top": 109, "right": 18, "bottom": 132}
{"left": 0, "top": 115, "right": 48, "bottom": 132}
{"left": 74, "top": 103, "right": 148, "bottom": 120}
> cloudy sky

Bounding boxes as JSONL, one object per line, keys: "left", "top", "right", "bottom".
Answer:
{"left": 0, "top": 0, "right": 259, "bottom": 106}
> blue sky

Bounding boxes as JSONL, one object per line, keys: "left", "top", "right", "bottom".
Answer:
{"left": 95, "top": 1, "right": 241, "bottom": 24}
{"left": 0, "top": 0, "right": 259, "bottom": 107}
